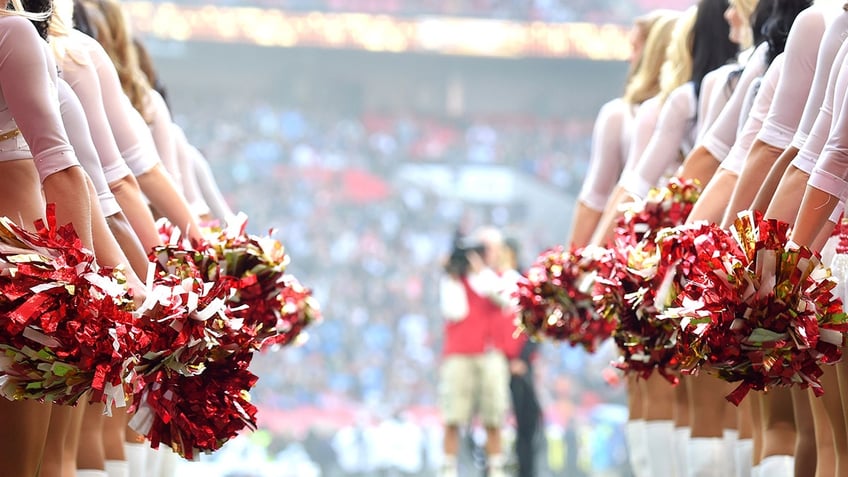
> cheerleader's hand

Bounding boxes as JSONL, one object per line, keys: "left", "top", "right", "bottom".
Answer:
{"left": 127, "top": 275, "right": 147, "bottom": 311}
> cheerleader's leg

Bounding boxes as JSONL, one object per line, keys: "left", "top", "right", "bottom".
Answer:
{"left": 158, "top": 446, "right": 179, "bottom": 477}
{"left": 146, "top": 444, "right": 164, "bottom": 477}
{"left": 791, "top": 387, "right": 817, "bottom": 477}
{"left": 77, "top": 402, "right": 107, "bottom": 475}
{"left": 686, "top": 375, "right": 734, "bottom": 477}
{"left": 0, "top": 400, "right": 51, "bottom": 477}
{"left": 42, "top": 404, "right": 77, "bottom": 477}
{"left": 735, "top": 398, "right": 753, "bottom": 477}
{"left": 103, "top": 407, "right": 128, "bottom": 477}
{"left": 645, "top": 420, "right": 677, "bottom": 476}
{"left": 759, "top": 388, "right": 795, "bottom": 477}
{"left": 821, "top": 362, "right": 848, "bottom": 476}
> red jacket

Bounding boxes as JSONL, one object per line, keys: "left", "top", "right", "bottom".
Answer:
{"left": 442, "top": 277, "right": 511, "bottom": 356}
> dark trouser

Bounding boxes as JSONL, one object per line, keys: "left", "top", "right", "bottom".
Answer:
{"left": 510, "top": 372, "right": 541, "bottom": 477}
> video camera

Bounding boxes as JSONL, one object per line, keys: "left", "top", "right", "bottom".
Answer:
{"left": 445, "top": 233, "right": 486, "bottom": 277}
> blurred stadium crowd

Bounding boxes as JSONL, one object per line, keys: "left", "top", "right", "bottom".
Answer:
{"left": 170, "top": 98, "right": 630, "bottom": 475}
{"left": 142, "top": 0, "right": 688, "bottom": 24}
{"left": 143, "top": 1, "right": 684, "bottom": 475}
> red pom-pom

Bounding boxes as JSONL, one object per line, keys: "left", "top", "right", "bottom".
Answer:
{"left": 261, "top": 275, "right": 321, "bottom": 349}
{"left": 129, "top": 354, "right": 258, "bottom": 459}
{"left": 665, "top": 212, "right": 848, "bottom": 404}
{"left": 653, "top": 221, "right": 745, "bottom": 373}
{"left": 0, "top": 206, "right": 142, "bottom": 407}
{"left": 515, "top": 246, "right": 614, "bottom": 351}
{"left": 599, "top": 177, "right": 702, "bottom": 381}
{"left": 152, "top": 216, "right": 316, "bottom": 350}
{"left": 130, "top": 215, "right": 319, "bottom": 456}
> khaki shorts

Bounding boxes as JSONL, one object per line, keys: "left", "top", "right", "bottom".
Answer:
{"left": 438, "top": 351, "right": 509, "bottom": 427}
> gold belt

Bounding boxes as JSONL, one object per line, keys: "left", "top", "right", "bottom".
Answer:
{"left": 0, "top": 128, "right": 20, "bottom": 142}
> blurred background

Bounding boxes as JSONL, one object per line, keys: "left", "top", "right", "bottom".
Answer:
{"left": 129, "top": 0, "right": 690, "bottom": 474}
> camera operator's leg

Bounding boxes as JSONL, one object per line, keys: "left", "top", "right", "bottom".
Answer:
{"left": 481, "top": 351, "right": 510, "bottom": 477}
{"left": 439, "top": 356, "right": 474, "bottom": 477}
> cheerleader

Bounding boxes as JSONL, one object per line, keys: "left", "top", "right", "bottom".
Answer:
{"left": 48, "top": 2, "right": 204, "bottom": 474}
{"left": 776, "top": 35, "right": 848, "bottom": 472}
{"left": 87, "top": 0, "right": 201, "bottom": 236}
{"left": 588, "top": 3, "right": 739, "bottom": 476}
{"left": 173, "top": 126, "right": 235, "bottom": 223}
{"left": 133, "top": 37, "right": 233, "bottom": 223}
{"left": 48, "top": 7, "right": 163, "bottom": 253}
{"left": 758, "top": 25, "right": 848, "bottom": 477}
{"left": 568, "top": 11, "right": 679, "bottom": 249}
{"left": 676, "top": 6, "right": 772, "bottom": 186}
{"left": 587, "top": 2, "right": 770, "bottom": 476}
{"left": 704, "top": 3, "right": 845, "bottom": 476}
{"left": 0, "top": 3, "right": 151, "bottom": 474}
{"left": 722, "top": 0, "right": 836, "bottom": 222}
{"left": 55, "top": 0, "right": 200, "bottom": 247}
{"left": 568, "top": 11, "right": 680, "bottom": 477}
{"left": 42, "top": 77, "right": 150, "bottom": 477}
{"left": 590, "top": 0, "right": 747, "bottom": 246}
{"left": 678, "top": 3, "right": 816, "bottom": 476}
{"left": 624, "top": 5, "right": 740, "bottom": 477}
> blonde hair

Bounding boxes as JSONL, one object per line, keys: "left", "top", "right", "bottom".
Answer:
{"left": 731, "top": 0, "right": 759, "bottom": 49}
{"left": 658, "top": 7, "right": 696, "bottom": 103}
{"left": 81, "top": 1, "right": 115, "bottom": 55}
{"left": 733, "top": 0, "right": 759, "bottom": 20}
{"left": 0, "top": 0, "right": 51, "bottom": 21}
{"left": 624, "top": 10, "right": 667, "bottom": 83}
{"left": 48, "top": 0, "right": 87, "bottom": 64}
{"left": 623, "top": 11, "right": 681, "bottom": 105}
{"left": 48, "top": 0, "right": 72, "bottom": 37}
{"left": 86, "top": 0, "right": 151, "bottom": 121}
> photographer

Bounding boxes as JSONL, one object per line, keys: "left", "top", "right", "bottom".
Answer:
{"left": 438, "top": 227, "right": 513, "bottom": 477}
{"left": 493, "top": 237, "right": 541, "bottom": 477}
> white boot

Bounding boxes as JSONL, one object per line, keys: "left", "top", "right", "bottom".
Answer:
{"left": 105, "top": 460, "right": 129, "bottom": 477}
{"left": 76, "top": 471, "right": 108, "bottom": 477}
{"left": 440, "top": 454, "right": 458, "bottom": 477}
{"left": 645, "top": 420, "right": 676, "bottom": 477}
{"left": 146, "top": 446, "right": 163, "bottom": 477}
{"left": 758, "top": 455, "right": 793, "bottom": 477}
{"left": 687, "top": 437, "right": 733, "bottom": 477}
{"left": 724, "top": 429, "right": 739, "bottom": 475}
{"left": 735, "top": 438, "right": 753, "bottom": 477}
{"left": 675, "top": 426, "right": 690, "bottom": 477}
{"left": 159, "top": 448, "right": 179, "bottom": 477}
{"left": 124, "top": 442, "right": 147, "bottom": 477}
{"left": 488, "top": 453, "right": 507, "bottom": 477}
{"left": 626, "top": 419, "right": 650, "bottom": 477}
{"left": 750, "top": 465, "right": 760, "bottom": 477}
